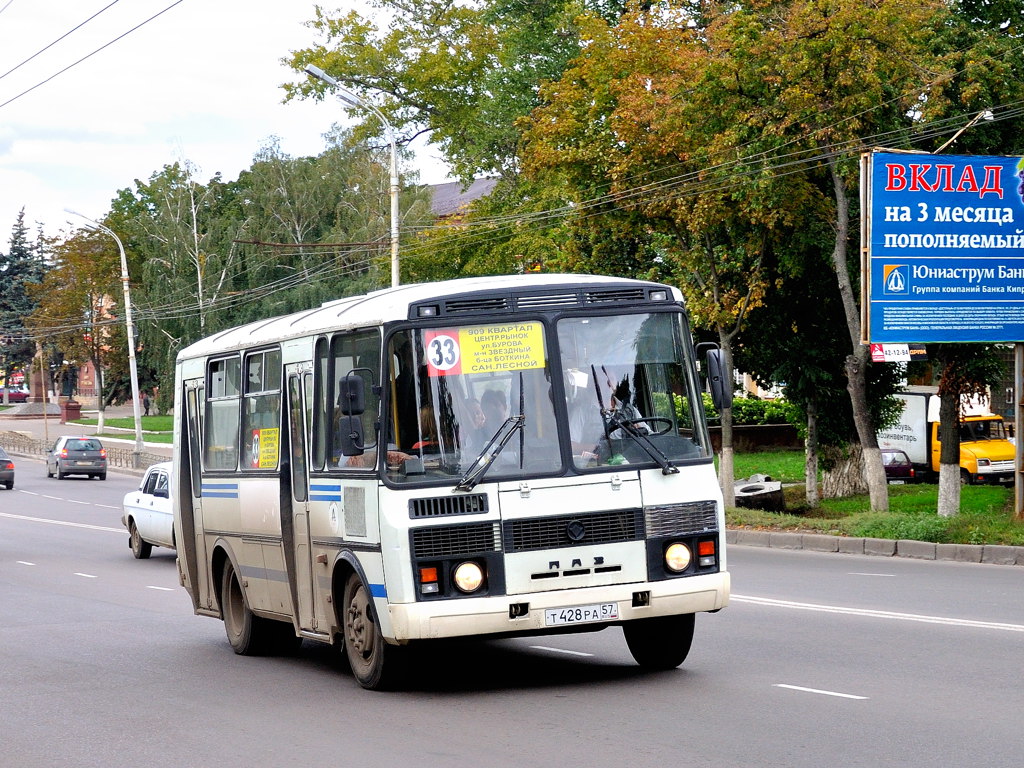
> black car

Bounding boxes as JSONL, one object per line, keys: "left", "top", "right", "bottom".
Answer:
{"left": 0, "top": 446, "right": 13, "bottom": 489}
{"left": 46, "top": 436, "right": 108, "bottom": 480}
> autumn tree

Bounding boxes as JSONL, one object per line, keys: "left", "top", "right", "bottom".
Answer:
{"left": 25, "top": 228, "right": 120, "bottom": 425}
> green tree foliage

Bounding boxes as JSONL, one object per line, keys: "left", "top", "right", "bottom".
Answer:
{"left": 0, "top": 209, "right": 45, "bottom": 372}
{"left": 106, "top": 132, "right": 432, "bottom": 408}
{"left": 25, "top": 228, "right": 120, "bottom": 406}
{"left": 284, "top": 0, "right": 616, "bottom": 182}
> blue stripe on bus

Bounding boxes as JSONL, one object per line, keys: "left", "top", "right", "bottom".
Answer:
{"left": 310, "top": 483, "right": 342, "bottom": 491}
{"left": 310, "top": 495, "right": 342, "bottom": 503}
{"left": 202, "top": 482, "right": 239, "bottom": 499}
{"left": 370, "top": 583, "right": 387, "bottom": 598}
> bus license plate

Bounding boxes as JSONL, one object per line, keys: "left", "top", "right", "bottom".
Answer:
{"left": 545, "top": 602, "right": 618, "bottom": 627}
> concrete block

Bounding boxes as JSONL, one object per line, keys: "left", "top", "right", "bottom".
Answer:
{"left": 769, "top": 532, "right": 803, "bottom": 550}
{"left": 897, "top": 539, "right": 937, "bottom": 560}
{"left": 837, "top": 538, "right": 865, "bottom": 555}
{"left": 936, "top": 543, "right": 983, "bottom": 563}
{"left": 864, "top": 538, "right": 896, "bottom": 557}
{"left": 733, "top": 530, "right": 772, "bottom": 548}
{"left": 802, "top": 534, "right": 840, "bottom": 553}
{"left": 981, "top": 545, "right": 1018, "bottom": 565}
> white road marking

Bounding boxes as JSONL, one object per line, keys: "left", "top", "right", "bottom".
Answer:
{"left": 0, "top": 511, "right": 122, "bottom": 534}
{"left": 529, "top": 645, "right": 594, "bottom": 657}
{"left": 733, "top": 594, "right": 1024, "bottom": 632}
{"left": 774, "top": 684, "right": 868, "bottom": 700}
{"left": 146, "top": 586, "right": 175, "bottom": 592}
{"left": 848, "top": 572, "right": 896, "bottom": 577}
{"left": 74, "top": 573, "right": 98, "bottom": 579}
{"left": 17, "top": 561, "right": 35, "bottom": 566}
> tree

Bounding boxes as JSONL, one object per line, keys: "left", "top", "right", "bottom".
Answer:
{"left": 0, "top": 209, "right": 45, "bottom": 376}
{"left": 25, "top": 228, "right": 120, "bottom": 423}
{"left": 930, "top": 345, "right": 1006, "bottom": 517}
{"left": 284, "top": 0, "right": 613, "bottom": 182}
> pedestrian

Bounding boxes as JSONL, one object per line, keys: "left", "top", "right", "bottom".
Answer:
{"left": 142, "top": 391, "right": 151, "bottom": 417}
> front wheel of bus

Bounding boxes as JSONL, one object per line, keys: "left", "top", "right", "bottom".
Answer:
{"left": 623, "top": 613, "right": 695, "bottom": 670}
{"left": 342, "top": 573, "right": 399, "bottom": 690}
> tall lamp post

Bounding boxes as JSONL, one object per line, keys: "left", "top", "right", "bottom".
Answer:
{"left": 304, "top": 64, "right": 400, "bottom": 288}
{"left": 65, "top": 209, "right": 145, "bottom": 465}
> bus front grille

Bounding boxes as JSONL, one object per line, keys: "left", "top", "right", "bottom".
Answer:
{"left": 411, "top": 521, "right": 502, "bottom": 558}
{"left": 644, "top": 501, "right": 719, "bottom": 537}
{"left": 409, "top": 494, "right": 489, "bottom": 519}
{"left": 503, "top": 509, "right": 644, "bottom": 553}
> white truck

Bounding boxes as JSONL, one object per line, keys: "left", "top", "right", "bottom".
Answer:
{"left": 877, "top": 387, "right": 1015, "bottom": 485}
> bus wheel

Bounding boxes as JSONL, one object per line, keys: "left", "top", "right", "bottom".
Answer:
{"left": 222, "top": 560, "right": 262, "bottom": 655}
{"left": 129, "top": 521, "right": 152, "bottom": 559}
{"left": 623, "top": 613, "right": 695, "bottom": 670}
{"left": 342, "top": 573, "right": 397, "bottom": 690}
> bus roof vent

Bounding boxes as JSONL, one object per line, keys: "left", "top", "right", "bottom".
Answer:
{"left": 409, "top": 493, "right": 489, "bottom": 519}
{"left": 514, "top": 292, "right": 578, "bottom": 309}
{"left": 583, "top": 288, "right": 647, "bottom": 304}
{"left": 443, "top": 296, "right": 511, "bottom": 315}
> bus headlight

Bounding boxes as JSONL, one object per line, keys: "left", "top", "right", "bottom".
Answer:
{"left": 453, "top": 561, "right": 485, "bottom": 593}
{"left": 664, "top": 542, "right": 692, "bottom": 573}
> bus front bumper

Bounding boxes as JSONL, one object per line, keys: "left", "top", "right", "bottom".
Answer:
{"left": 385, "top": 571, "right": 730, "bottom": 642}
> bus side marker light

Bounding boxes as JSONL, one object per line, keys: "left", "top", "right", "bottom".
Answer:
{"left": 698, "top": 540, "right": 716, "bottom": 567}
{"left": 420, "top": 566, "right": 440, "bottom": 594}
{"left": 665, "top": 543, "right": 692, "bottom": 573}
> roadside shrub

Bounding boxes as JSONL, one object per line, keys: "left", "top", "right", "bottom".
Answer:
{"left": 700, "top": 394, "right": 799, "bottom": 426}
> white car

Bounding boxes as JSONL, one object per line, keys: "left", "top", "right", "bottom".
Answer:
{"left": 121, "top": 462, "right": 174, "bottom": 559}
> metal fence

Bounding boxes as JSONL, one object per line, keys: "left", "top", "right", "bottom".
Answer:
{"left": 0, "top": 431, "right": 168, "bottom": 471}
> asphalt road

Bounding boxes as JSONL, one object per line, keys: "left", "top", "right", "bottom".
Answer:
{"left": 2, "top": 458, "right": 1022, "bottom": 768}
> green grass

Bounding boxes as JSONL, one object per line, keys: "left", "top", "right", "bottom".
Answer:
{"left": 726, "top": 448, "right": 1024, "bottom": 545}
{"left": 71, "top": 415, "right": 173, "bottom": 444}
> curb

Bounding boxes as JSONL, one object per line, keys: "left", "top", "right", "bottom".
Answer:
{"left": 725, "top": 529, "right": 1024, "bottom": 566}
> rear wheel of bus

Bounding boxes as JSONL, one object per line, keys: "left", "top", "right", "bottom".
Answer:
{"left": 341, "top": 572, "right": 403, "bottom": 690}
{"left": 221, "top": 559, "right": 299, "bottom": 656}
{"left": 622, "top": 613, "right": 695, "bottom": 669}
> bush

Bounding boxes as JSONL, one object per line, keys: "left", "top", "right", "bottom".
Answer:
{"left": 699, "top": 394, "right": 799, "bottom": 426}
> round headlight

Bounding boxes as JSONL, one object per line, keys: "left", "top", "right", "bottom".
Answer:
{"left": 453, "top": 561, "right": 485, "bottom": 593}
{"left": 665, "top": 542, "right": 692, "bottom": 573}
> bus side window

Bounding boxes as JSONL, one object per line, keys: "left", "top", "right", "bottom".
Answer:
{"left": 205, "top": 357, "right": 240, "bottom": 470}
{"left": 330, "top": 330, "right": 381, "bottom": 469}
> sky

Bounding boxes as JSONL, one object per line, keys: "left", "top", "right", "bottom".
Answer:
{"left": 0, "top": 0, "right": 450, "bottom": 241}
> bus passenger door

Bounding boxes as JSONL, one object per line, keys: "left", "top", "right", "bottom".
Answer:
{"left": 182, "top": 381, "right": 213, "bottom": 611}
{"left": 286, "top": 372, "right": 319, "bottom": 634}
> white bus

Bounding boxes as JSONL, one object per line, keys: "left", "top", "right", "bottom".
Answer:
{"left": 172, "top": 273, "right": 731, "bottom": 689}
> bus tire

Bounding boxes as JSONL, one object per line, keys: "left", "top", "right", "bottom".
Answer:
{"left": 342, "top": 573, "right": 400, "bottom": 690}
{"left": 221, "top": 559, "right": 266, "bottom": 655}
{"left": 129, "top": 521, "right": 152, "bottom": 559}
{"left": 623, "top": 612, "right": 695, "bottom": 670}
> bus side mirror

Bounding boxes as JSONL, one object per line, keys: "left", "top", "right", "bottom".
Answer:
{"left": 336, "top": 415, "right": 366, "bottom": 456}
{"left": 337, "top": 375, "right": 365, "bottom": 416}
{"left": 705, "top": 348, "right": 733, "bottom": 412}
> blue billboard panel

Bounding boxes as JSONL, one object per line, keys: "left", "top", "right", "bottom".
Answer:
{"left": 864, "top": 151, "right": 1024, "bottom": 343}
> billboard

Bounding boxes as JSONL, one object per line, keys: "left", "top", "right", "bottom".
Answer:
{"left": 861, "top": 151, "right": 1024, "bottom": 343}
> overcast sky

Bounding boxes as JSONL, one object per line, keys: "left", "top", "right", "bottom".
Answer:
{"left": 0, "top": 0, "right": 449, "bottom": 241}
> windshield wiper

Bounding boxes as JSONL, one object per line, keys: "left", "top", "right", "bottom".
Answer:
{"left": 454, "top": 414, "right": 526, "bottom": 492}
{"left": 605, "top": 410, "right": 679, "bottom": 475}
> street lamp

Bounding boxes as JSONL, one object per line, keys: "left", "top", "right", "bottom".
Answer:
{"left": 65, "top": 209, "right": 145, "bottom": 465}
{"left": 304, "top": 64, "right": 400, "bottom": 288}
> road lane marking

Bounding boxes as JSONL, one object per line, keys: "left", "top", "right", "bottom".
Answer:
{"left": 733, "top": 594, "right": 1024, "bottom": 632}
{"left": 0, "top": 511, "right": 122, "bottom": 534}
{"left": 74, "top": 573, "right": 98, "bottom": 579}
{"left": 848, "top": 572, "right": 896, "bottom": 577}
{"left": 774, "top": 684, "right": 868, "bottom": 700}
{"left": 146, "top": 586, "right": 175, "bottom": 592}
{"left": 529, "top": 646, "right": 594, "bottom": 657}
{"left": 17, "top": 561, "right": 35, "bottom": 566}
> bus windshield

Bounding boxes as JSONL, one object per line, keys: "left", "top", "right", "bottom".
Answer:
{"left": 384, "top": 310, "right": 711, "bottom": 483}
{"left": 558, "top": 312, "right": 711, "bottom": 470}
{"left": 386, "top": 320, "right": 561, "bottom": 483}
